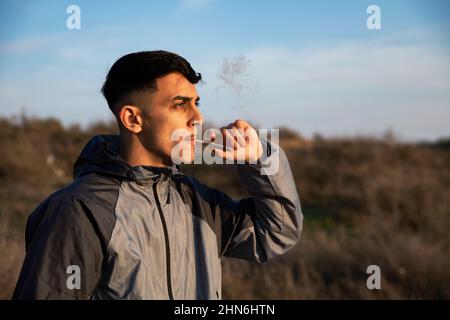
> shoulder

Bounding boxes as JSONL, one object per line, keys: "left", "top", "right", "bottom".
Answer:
{"left": 45, "top": 173, "right": 121, "bottom": 209}
{"left": 27, "top": 173, "right": 120, "bottom": 239}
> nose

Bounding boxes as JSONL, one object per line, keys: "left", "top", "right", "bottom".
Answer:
{"left": 188, "top": 106, "right": 203, "bottom": 128}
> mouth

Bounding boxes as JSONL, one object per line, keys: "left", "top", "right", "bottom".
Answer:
{"left": 183, "top": 134, "right": 196, "bottom": 147}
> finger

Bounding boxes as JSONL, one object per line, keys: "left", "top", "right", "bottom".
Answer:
{"left": 221, "top": 127, "right": 238, "bottom": 150}
{"left": 233, "top": 119, "right": 249, "bottom": 130}
{"left": 231, "top": 126, "right": 246, "bottom": 147}
{"left": 219, "top": 126, "right": 227, "bottom": 145}
{"left": 229, "top": 125, "right": 245, "bottom": 147}
{"left": 224, "top": 129, "right": 239, "bottom": 150}
{"left": 243, "top": 125, "right": 258, "bottom": 143}
{"left": 225, "top": 124, "right": 245, "bottom": 148}
{"left": 234, "top": 120, "right": 254, "bottom": 143}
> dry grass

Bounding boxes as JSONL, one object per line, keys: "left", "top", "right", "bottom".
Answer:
{"left": 0, "top": 115, "right": 449, "bottom": 299}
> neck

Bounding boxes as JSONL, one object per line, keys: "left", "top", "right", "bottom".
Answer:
{"left": 119, "top": 134, "right": 171, "bottom": 168}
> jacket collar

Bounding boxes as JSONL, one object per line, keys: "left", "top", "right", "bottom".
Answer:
{"left": 73, "top": 134, "right": 182, "bottom": 183}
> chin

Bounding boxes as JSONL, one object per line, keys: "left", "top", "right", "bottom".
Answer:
{"left": 169, "top": 142, "right": 196, "bottom": 164}
{"left": 184, "top": 145, "right": 196, "bottom": 164}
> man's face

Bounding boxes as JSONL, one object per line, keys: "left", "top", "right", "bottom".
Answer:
{"left": 138, "top": 72, "right": 203, "bottom": 164}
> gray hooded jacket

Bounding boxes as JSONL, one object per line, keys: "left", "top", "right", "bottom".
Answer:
{"left": 13, "top": 135, "right": 303, "bottom": 300}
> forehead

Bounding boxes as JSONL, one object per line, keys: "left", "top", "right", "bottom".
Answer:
{"left": 154, "top": 72, "right": 198, "bottom": 101}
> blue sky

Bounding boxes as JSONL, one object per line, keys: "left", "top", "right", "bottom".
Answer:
{"left": 0, "top": 0, "right": 449, "bottom": 141}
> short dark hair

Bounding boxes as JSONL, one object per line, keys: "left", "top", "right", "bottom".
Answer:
{"left": 101, "top": 50, "right": 202, "bottom": 112}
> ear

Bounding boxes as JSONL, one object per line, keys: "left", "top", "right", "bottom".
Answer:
{"left": 118, "top": 105, "right": 143, "bottom": 134}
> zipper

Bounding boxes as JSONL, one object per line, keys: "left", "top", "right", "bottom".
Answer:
{"left": 153, "top": 180, "right": 174, "bottom": 300}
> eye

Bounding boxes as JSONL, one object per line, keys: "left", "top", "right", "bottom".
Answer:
{"left": 175, "top": 102, "right": 187, "bottom": 108}
{"left": 195, "top": 101, "right": 200, "bottom": 107}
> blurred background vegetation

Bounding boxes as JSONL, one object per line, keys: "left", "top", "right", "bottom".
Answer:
{"left": 0, "top": 115, "right": 449, "bottom": 299}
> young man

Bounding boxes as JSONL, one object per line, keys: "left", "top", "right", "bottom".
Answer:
{"left": 13, "top": 50, "right": 303, "bottom": 300}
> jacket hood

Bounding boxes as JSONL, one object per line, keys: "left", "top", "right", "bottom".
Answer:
{"left": 73, "top": 135, "right": 181, "bottom": 182}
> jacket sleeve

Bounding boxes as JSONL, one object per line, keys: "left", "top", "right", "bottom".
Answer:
{"left": 12, "top": 195, "right": 103, "bottom": 300}
{"left": 214, "top": 139, "right": 303, "bottom": 263}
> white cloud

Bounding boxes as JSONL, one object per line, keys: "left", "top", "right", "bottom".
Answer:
{"left": 245, "top": 43, "right": 450, "bottom": 93}
{"left": 0, "top": 34, "right": 65, "bottom": 54}
{"left": 1, "top": 29, "right": 449, "bottom": 141}
{"left": 196, "top": 36, "right": 450, "bottom": 141}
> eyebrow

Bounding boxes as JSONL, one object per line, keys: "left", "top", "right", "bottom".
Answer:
{"left": 172, "top": 95, "right": 200, "bottom": 103}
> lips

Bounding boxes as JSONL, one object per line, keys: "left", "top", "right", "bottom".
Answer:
{"left": 182, "top": 135, "right": 196, "bottom": 148}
